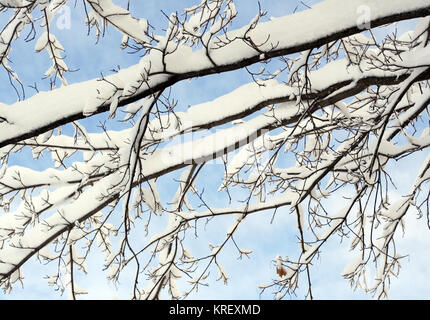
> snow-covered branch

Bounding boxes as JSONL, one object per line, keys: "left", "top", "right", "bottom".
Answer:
{"left": 0, "top": 0, "right": 429, "bottom": 300}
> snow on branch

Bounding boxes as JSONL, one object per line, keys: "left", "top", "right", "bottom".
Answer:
{"left": 85, "top": 0, "right": 150, "bottom": 46}
{"left": 0, "top": 0, "right": 429, "bottom": 146}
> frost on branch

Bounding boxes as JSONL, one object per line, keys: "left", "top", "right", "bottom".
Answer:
{"left": 0, "top": 0, "right": 430, "bottom": 300}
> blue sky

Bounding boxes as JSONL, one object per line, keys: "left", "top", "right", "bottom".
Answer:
{"left": 1, "top": 0, "right": 429, "bottom": 300}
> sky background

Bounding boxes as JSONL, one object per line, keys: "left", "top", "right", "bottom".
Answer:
{"left": 0, "top": 0, "right": 429, "bottom": 300}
